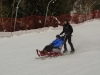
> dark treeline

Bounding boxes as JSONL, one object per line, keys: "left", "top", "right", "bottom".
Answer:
{"left": 0, "top": 0, "right": 100, "bottom": 18}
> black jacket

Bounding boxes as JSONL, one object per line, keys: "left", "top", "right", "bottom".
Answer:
{"left": 60, "top": 23, "right": 73, "bottom": 35}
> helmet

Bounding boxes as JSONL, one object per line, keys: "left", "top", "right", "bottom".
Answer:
{"left": 56, "top": 35, "right": 60, "bottom": 38}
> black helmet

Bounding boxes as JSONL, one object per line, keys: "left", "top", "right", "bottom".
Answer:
{"left": 56, "top": 35, "right": 60, "bottom": 38}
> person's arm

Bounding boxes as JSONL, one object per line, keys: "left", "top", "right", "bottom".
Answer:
{"left": 54, "top": 41, "right": 62, "bottom": 47}
{"left": 50, "top": 39, "right": 56, "bottom": 45}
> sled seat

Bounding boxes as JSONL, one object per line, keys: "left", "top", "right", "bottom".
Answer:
{"left": 52, "top": 45, "right": 63, "bottom": 56}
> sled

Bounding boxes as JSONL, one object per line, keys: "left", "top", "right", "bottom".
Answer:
{"left": 36, "top": 49, "right": 62, "bottom": 57}
{"left": 36, "top": 45, "right": 63, "bottom": 57}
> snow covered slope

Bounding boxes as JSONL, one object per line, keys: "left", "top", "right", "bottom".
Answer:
{"left": 0, "top": 20, "right": 100, "bottom": 75}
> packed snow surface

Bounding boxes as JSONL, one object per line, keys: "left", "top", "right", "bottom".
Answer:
{"left": 0, "top": 20, "right": 100, "bottom": 75}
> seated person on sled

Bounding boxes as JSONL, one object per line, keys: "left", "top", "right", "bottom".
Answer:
{"left": 40, "top": 35, "right": 63, "bottom": 54}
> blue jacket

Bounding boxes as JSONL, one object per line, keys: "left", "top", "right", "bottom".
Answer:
{"left": 51, "top": 38, "right": 63, "bottom": 48}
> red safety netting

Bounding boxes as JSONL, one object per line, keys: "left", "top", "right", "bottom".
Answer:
{"left": 0, "top": 10, "right": 100, "bottom": 32}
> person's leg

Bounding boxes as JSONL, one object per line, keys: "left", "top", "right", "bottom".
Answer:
{"left": 68, "top": 35, "right": 75, "bottom": 52}
{"left": 63, "top": 37, "right": 68, "bottom": 53}
{"left": 43, "top": 45, "right": 49, "bottom": 51}
{"left": 40, "top": 45, "right": 49, "bottom": 54}
{"left": 47, "top": 45, "right": 54, "bottom": 52}
{"left": 43, "top": 45, "right": 53, "bottom": 52}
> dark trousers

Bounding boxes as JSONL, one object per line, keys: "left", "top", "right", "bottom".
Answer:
{"left": 43, "top": 45, "right": 54, "bottom": 52}
{"left": 64, "top": 35, "right": 75, "bottom": 51}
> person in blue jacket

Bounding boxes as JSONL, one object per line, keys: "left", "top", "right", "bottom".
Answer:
{"left": 40, "top": 35, "right": 63, "bottom": 54}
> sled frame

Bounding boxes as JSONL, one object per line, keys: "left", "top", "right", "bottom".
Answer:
{"left": 36, "top": 44, "right": 63, "bottom": 57}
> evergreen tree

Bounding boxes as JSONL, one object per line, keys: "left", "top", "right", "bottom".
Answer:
{"left": 0, "top": 0, "right": 100, "bottom": 18}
